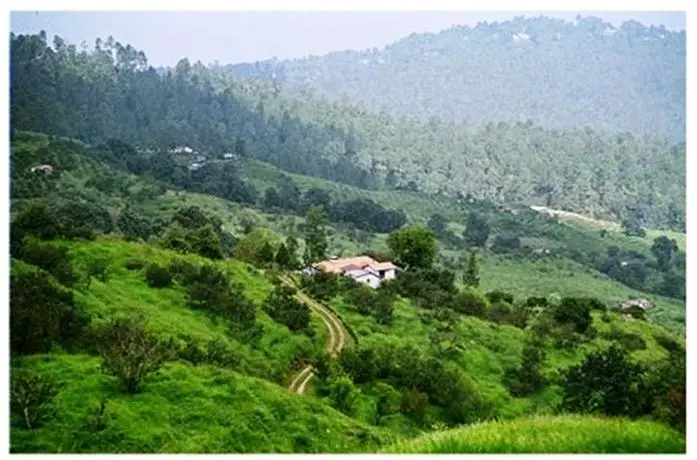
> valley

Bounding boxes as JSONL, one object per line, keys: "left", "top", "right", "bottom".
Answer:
{"left": 8, "top": 14, "right": 686, "bottom": 454}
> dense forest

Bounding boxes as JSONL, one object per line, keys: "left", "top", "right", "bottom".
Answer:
{"left": 229, "top": 15, "right": 686, "bottom": 141}
{"left": 10, "top": 30, "right": 685, "bottom": 232}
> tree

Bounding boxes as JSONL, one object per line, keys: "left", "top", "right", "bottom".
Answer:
{"left": 327, "top": 376, "right": 359, "bottom": 415}
{"left": 303, "top": 205, "right": 328, "bottom": 264}
{"left": 10, "top": 269, "right": 89, "bottom": 355}
{"left": 553, "top": 297, "right": 592, "bottom": 334}
{"left": 503, "top": 342, "right": 547, "bottom": 397}
{"left": 373, "top": 382, "right": 401, "bottom": 425}
{"left": 97, "top": 317, "right": 171, "bottom": 394}
{"left": 183, "top": 264, "right": 258, "bottom": 333}
{"left": 9, "top": 32, "right": 686, "bottom": 233}
{"left": 373, "top": 290, "right": 395, "bottom": 325}
{"left": 116, "top": 207, "right": 153, "bottom": 241}
{"left": 285, "top": 236, "right": 300, "bottom": 269}
{"left": 451, "top": 290, "right": 488, "bottom": 318}
{"left": 263, "top": 286, "right": 311, "bottom": 332}
{"left": 651, "top": 236, "right": 679, "bottom": 272}
{"left": 11, "top": 201, "right": 61, "bottom": 240}
{"left": 427, "top": 213, "right": 447, "bottom": 236}
{"left": 234, "top": 228, "right": 281, "bottom": 265}
{"left": 647, "top": 344, "right": 685, "bottom": 432}
{"left": 145, "top": 263, "right": 173, "bottom": 288}
{"left": 301, "top": 187, "right": 332, "bottom": 214}
{"left": 561, "top": 344, "right": 648, "bottom": 417}
{"left": 262, "top": 187, "right": 281, "bottom": 209}
{"left": 622, "top": 217, "right": 646, "bottom": 237}
{"left": 386, "top": 225, "right": 438, "bottom": 270}
{"left": 258, "top": 241, "right": 276, "bottom": 265}
{"left": 400, "top": 388, "right": 429, "bottom": 423}
{"left": 15, "top": 239, "right": 81, "bottom": 287}
{"left": 464, "top": 213, "right": 490, "bottom": 247}
{"left": 10, "top": 370, "right": 58, "bottom": 430}
{"left": 462, "top": 251, "right": 480, "bottom": 288}
{"left": 274, "top": 242, "right": 291, "bottom": 268}
{"left": 491, "top": 234, "right": 521, "bottom": 253}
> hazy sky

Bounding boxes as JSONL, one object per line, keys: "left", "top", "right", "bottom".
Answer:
{"left": 10, "top": 11, "right": 686, "bottom": 67}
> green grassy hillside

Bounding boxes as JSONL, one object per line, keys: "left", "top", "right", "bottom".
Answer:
{"left": 12, "top": 354, "right": 388, "bottom": 453}
{"left": 10, "top": 131, "right": 685, "bottom": 453}
{"left": 323, "top": 276, "right": 678, "bottom": 422}
{"left": 10, "top": 238, "right": 388, "bottom": 453}
{"left": 382, "top": 415, "right": 685, "bottom": 453}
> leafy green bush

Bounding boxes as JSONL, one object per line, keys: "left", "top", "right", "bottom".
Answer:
{"left": 502, "top": 342, "right": 547, "bottom": 397}
{"left": 96, "top": 317, "right": 172, "bottom": 394}
{"left": 451, "top": 290, "right": 488, "bottom": 318}
{"left": 181, "top": 263, "right": 258, "bottom": 337}
{"left": 485, "top": 290, "right": 515, "bottom": 304}
{"left": 15, "top": 239, "right": 80, "bottom": 287}
{"left": 600, "top": 327, "right": 647, "bottom": 351}
{"left": 10, "top": 269, "right": 89, "bottom": 355}
{"left": 123, "top": 258, "right": 146, "bottom": 271}
{"left": 263, "top": 286, "right": 311, "bottom": 332}
{"left": 145, "top": 263, "right": 173, "bottom": 288}
{"left": 10, "top": 370, "right": 59, "bottom": 430}
{"left": 561, "top": 344, "right": 649, "bottom": 417}
{"left": 554, "top": 297, "right": 592, "bottom": 334}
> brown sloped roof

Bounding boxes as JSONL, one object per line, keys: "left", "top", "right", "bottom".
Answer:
{"left": 313, "top": 256, "right": 397, "bottom": 274}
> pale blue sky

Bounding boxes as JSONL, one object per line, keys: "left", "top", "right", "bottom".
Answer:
{"left": 10, "top": 11, "right": 686, "bottom": 67}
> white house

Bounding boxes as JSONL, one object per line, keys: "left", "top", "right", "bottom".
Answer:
{"left": 170, "top": 145, "right": 194, "bottom": 154}
{"left": 309, "top": 255, "right": 398, "bottom": 289}
{"left": 30, "top": 164, "right": 54, "bottom": 175}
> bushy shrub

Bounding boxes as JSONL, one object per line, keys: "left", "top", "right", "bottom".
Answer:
{"left": 561, "top": 344, "right": 649, "bottom": 418}
{"left": 263, "top": 286, "right": 311, "bottom": 332}
{"left": 485, "top": 290, "right": 515, "bottom": 304}
{"left": 301, "top": 271, "right": 343, "bottom": 301}
{"left": 554, "top": 297, "right": 593, "bottom": 334}
{"left": 653, "top": 334, "right": 683, "bottom": 354}
{"left": 503, "top": 342, "right": 547, "bottom": 397}
{"left": 10, "top": 269, "right": 89, "bottom": 355}
{"left": 123, "top": 258, "right": 146, "bottom": 271}
{"left": 179, "top": 263, "right": 258, "bottom": 336}
{"left": 10, "top": 370, "right": 59, "bottom": 430}
{"left": 145, "top": 263, "right": 172, "bottom": 288}
{"left": 451, "top": 290, "right": 488, "bottom": 318}
{"left": 601, "top": 327, "right": 647, "bottom": 351}
{"left": 168, "top": 258, "right": 201, "bottom": 285}
{"left": 205, "top": 339, "right": 240, "bottom": 368}
{"left": 525, "top": 296, "right": 548, "bottom": 308}
{"left": 96, "top": 317, "right": 171, "bottom": 394}
{"left": 15, "top": 239, "right": 80, "bottom": 287}
{"left": 175, "top": 335, "right": 206, "bottom": 366}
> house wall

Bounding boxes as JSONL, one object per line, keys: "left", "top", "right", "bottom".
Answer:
{"left": 354, "top": 273, "right": 381, "bottom": 289}
{"left": 382, "top": 269, "right": 396, "bottom": 280}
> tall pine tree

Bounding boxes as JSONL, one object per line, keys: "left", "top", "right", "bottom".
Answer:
{"left": 463, "top": 251, "right": 480, "bottom": 288}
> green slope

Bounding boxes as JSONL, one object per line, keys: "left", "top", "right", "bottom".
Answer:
{"left": 382, "top": 415, "right": 685, "bottom": 453}
{"left": 11, "top": 354, "right": 389, "bottom": 453}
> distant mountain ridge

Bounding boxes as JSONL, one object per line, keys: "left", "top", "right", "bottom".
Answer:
{"left": 227, "top": 15, "right": 686, "bottom": 141}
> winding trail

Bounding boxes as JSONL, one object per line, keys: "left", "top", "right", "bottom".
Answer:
{"left": 280, "top": 274, "right": 350, "bottom": 395}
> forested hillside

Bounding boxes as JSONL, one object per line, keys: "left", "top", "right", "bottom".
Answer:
{"left": 9, "top": 15, "right": 686, "bottom": 454}
{"left": 10, "top": 31, "right": 684, "bottom": 233}
{"left": 229, "top": 15, "right": 686, "bottom": 141}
